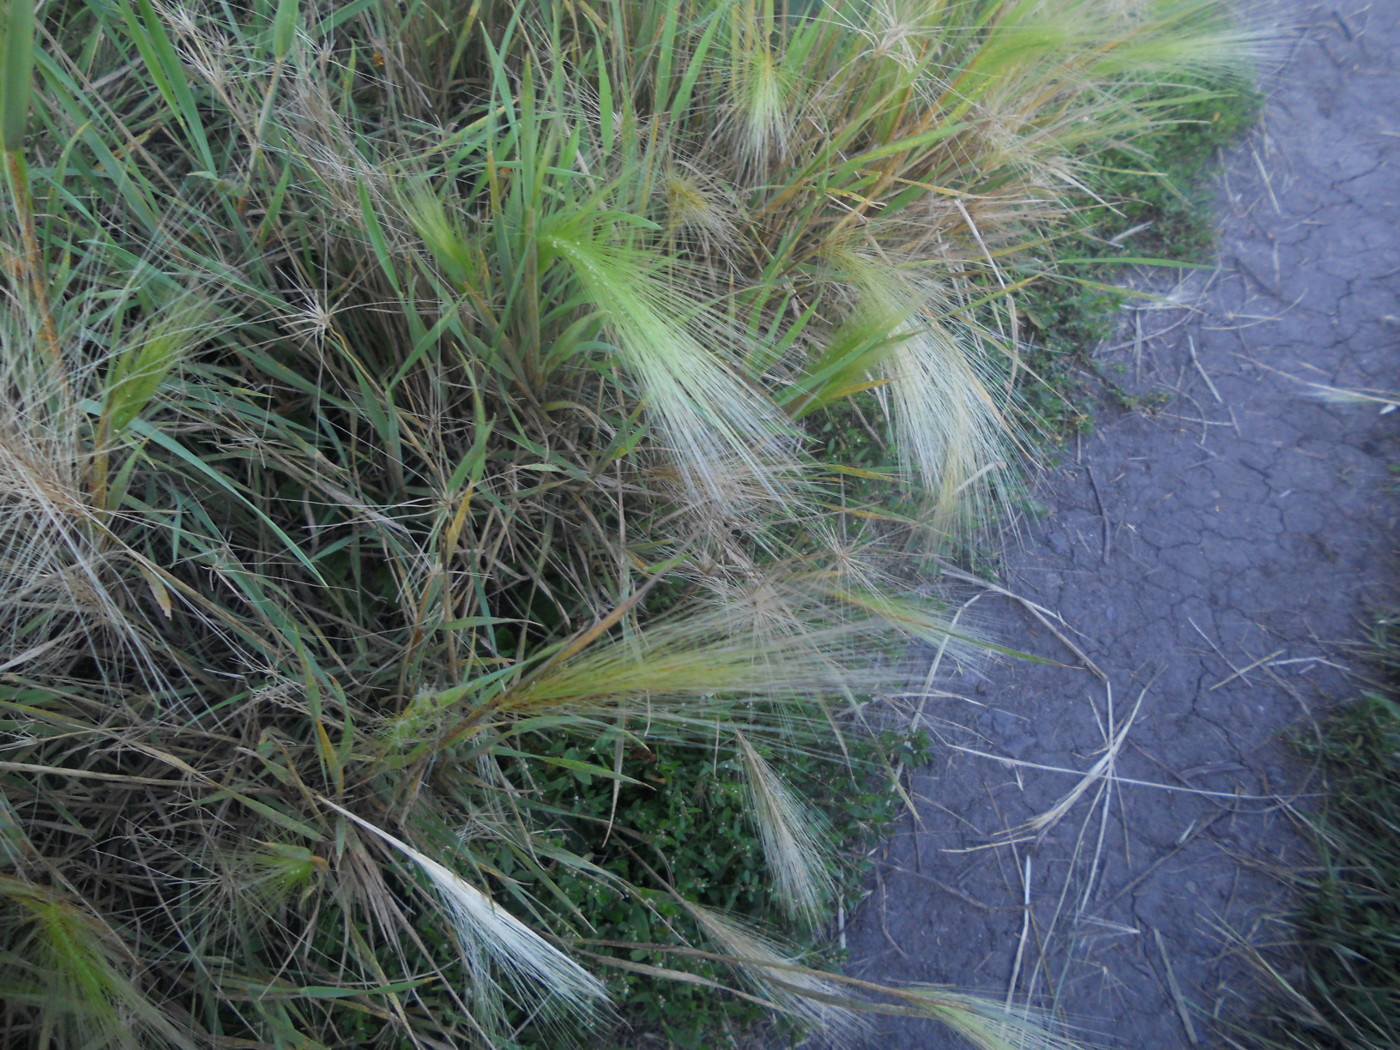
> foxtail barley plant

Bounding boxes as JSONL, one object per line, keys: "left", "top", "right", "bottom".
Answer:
{"left": 0, "top": 0, "right": 1254, "bottom": 1045}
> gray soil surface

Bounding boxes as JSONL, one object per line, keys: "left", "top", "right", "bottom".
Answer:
{"left": 843, "top": 2, "right": 1400, "bottom": 1048}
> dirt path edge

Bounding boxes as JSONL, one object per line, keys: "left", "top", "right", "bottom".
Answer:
{"left": 844, "top": 3, "right": 1400, "bottom": 1048}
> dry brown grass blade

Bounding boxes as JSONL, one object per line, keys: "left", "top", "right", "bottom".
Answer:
{"left": 939, "top": 566, "right": 1108, "bottom": 681}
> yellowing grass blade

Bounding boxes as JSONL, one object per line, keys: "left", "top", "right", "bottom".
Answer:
{"left": 321, "top": 799, "right": 610, "bottom": 1016}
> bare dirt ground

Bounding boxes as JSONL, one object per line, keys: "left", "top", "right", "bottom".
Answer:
{"left": 843, "top": 2, "right": 1400, "bottom": 1047}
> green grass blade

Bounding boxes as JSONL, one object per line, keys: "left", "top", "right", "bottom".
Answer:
{"left": 0, "top": 0, "right": 35, "bottom": 151}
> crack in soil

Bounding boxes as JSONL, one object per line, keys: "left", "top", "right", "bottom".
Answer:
{"left": 843, "top": 2, "right": 1400, "bottom": 1047}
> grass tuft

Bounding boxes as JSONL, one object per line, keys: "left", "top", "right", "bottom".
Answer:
{"left": 0, "top": 1, "right": 1261, "bottom": 1046}
{"left": 1220, "top": 612, "right": 1400, "bottom": 1050}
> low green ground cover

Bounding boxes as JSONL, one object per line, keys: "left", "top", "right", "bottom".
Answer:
{"left": 1223, "top": 612, "right": 1400, "bottom": 1050}
{"left": 533, "top": 728, "right": 929, "bottom": 1047}
{"left": 0, "top": 1, "right": 1259, "bottom": 1047}
{"left": 1015, "top": 78, "right": 1263, "bottom": 437}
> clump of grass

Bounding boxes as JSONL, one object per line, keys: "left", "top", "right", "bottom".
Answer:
{"left": 1220, "top": 612, "right": 1400, "bottom": 1050}
{"left": 0, "top": 1, "right": 1258, "bottom": 1047}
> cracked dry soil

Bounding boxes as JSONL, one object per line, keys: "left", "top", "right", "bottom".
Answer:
{"left": 844, "top": 2, "right": 1400, "bottom": 1048}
